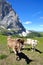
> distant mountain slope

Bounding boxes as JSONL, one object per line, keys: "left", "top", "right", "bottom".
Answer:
{"left": 26, "top": 30, "right": 43, "bottom": 38}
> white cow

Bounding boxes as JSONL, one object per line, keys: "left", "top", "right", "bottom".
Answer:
{"left": 24, "top": 38, "right": 38, "bottom": 51}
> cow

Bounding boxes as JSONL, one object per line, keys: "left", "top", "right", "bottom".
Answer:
{"left": 24, "top": 38, "right": 38, "bottom": 51}
{"left": 7, "top": 36, "right": 24, "bottom": 54}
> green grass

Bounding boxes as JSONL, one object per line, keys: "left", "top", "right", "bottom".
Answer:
{"left": 0, "top": 54, "right": 8, "bottom": 59}
{"left": 0, "top": 35, "right": 43, "bottom": 65}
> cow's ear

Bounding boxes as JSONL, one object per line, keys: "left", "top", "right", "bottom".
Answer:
{"left": 17, "top": 39, "right": 20, "bottom": 42}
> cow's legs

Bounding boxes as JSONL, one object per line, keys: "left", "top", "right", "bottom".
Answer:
{"left": 16, "top": 47, "right": 21, "bottom": 53}
{"left": 32, "top": 44, "right": 35, "bottom": 52}
{"left": 8, "top": 45, "right": 12, "bottom": 53}
{"left": 12, "top": 47, "right": 17, "bottom": 54}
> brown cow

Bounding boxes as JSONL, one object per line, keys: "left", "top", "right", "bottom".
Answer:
{"left": 7, "top": 36, "right": 24, "bottom": 54}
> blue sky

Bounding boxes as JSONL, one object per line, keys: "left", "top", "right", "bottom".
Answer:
{"left": 7, "top": 0, "right": 43, "bottom": 32}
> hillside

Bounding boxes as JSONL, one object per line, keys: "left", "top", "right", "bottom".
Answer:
{"left": 26, "top": 31, "right": 43, "bottom": 38}
{"left": 0, "top": 35, "right": 43, "bottom": 65}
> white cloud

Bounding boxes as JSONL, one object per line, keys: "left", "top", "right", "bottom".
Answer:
{"left": 40, "top": 17, "right": 43, "bottom": 19}
{"left": 24, "top": 21, "right": 32, "bottom": 24}
{"left": 32, "top": 12, "right": 41, "bottom": 17}
{"left": 40, "top": 25, "right": 43, "bottom": 26}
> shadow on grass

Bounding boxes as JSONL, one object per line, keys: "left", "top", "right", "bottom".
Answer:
{"left": 0, "top": 54, "right": 8, "bottom": 59}
{"left": 35, "top": 48, "right": 43, "bottom": 54}
{"left": 22, "top": 48, "right": 31, "bottom": 51}
{"left": 22, "top": 47, "right": 43, "bottom": 54}
{"left": 16, "top": 52, "right": 33, "bottom": 64}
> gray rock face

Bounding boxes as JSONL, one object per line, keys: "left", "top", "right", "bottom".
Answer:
{"left": 0, "top": 0, "right": 12, "bottom": 20}
{"left": 0, "top": 0, "right": 26, "bottom": 34}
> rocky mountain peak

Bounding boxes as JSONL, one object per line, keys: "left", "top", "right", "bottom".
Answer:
{"left": 0, "top": 0, "right": 26, "bottom": 34}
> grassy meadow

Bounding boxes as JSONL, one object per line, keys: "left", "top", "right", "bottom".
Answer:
{"left": 0, "top": 35, "right": 43, "bottom": 65}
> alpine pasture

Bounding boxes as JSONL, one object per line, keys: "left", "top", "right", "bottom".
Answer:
{"left": 0, "top": 35, "right": 43, "bottom": 65}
